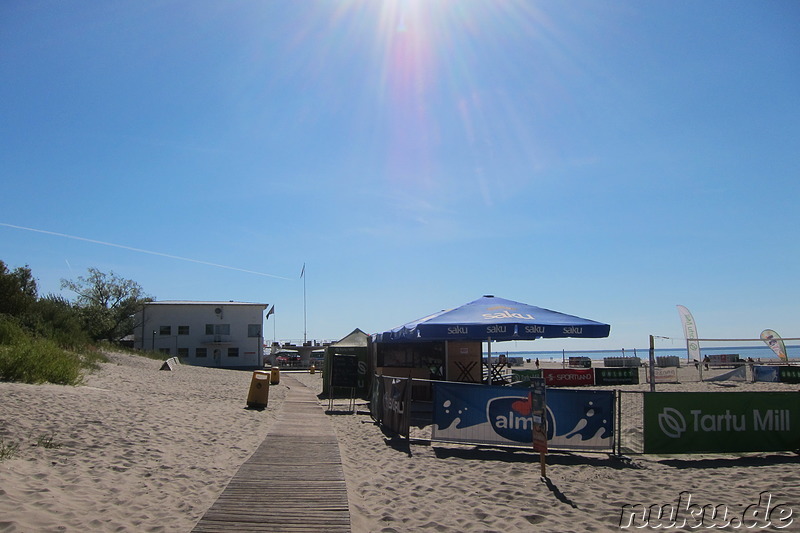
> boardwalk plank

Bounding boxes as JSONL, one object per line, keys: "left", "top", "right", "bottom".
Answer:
{"left": 192, "top": 375, "right": 351, "bottom": 532}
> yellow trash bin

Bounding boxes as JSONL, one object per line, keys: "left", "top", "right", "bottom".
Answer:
{"left": 246, "top": 370, "right": 270, "bottom": 409}
{"left": 270, "top": 366, "right": 280, "bottom": 385}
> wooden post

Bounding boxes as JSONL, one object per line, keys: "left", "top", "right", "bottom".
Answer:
{"left": 539, "top": 451, "right": 546, "bottom": 479}
{"left": 531, "top": 379, "right": 548, "bottom": 480}
{"left": 649, "top": 334, "right": 656, "bottom": 392}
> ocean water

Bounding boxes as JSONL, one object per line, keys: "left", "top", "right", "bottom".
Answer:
{"left": 487, "top": 345, "right": 799, "bottom": 363}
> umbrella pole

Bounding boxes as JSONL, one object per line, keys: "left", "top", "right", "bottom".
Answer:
{"left": 487, "top": 338, "right": 492, "bottom": 385}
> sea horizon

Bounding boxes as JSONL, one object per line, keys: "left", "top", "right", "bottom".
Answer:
{"left": 486, "top": 344, "right": 799, "bottom": 361}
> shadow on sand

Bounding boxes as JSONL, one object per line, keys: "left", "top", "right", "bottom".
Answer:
{"left": 432, "top": 446, "right": 643, "bottom": 470}
{"left": 543, "top": 476, "right": 578, "bottom": 508}
{"left": 658, "top": 453, "right": 800, "bottom": 469}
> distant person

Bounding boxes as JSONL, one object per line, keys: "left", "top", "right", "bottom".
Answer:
{"left": 703, "top": 355, "right": 710, "bottom": 370}
{"left": 535, "top": 358, "right": 540, "bottom": 369}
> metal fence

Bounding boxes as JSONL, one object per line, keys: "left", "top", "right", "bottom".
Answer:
{"left": 616, "top": 390, "right": 645, "bottom": 455}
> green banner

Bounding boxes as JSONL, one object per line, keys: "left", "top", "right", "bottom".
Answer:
{"left": 779, "top": 366, "right": 800, "bottom": 384}
{"left": 644, "top": 392, "right": 800, "bottom": 454}
{"left": 510, "top": 369, "right": 542, "bottom": 387}
{"left": 595, "top": 367, "right": 639, "bottom": 385}
{"left": 511, "top": 368, "right": 542, "bottom": 379}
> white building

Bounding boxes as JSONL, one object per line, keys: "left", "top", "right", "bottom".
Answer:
{"left": 134, "top": 301, "right": 269, "bottom": 369}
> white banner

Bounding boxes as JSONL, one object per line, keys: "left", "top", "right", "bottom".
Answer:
{"left": 676, "top": 305, "right": 701, "bottom": 361}
{"left": 760, "top": 329, "right": 788, "bottom": 362}
{"left": 704, "top": 365, "right": 747, "bottom": 382}
{"left": 646, "top": 367, "right": 678, "bottom": 384}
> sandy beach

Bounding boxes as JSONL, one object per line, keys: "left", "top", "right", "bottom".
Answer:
{"left": 296, "top": 362, "right": 800, "bottom": 532}
{"left": 0, "top": 352, "right": 288, "bottom": 532}
{"left": 2, "top": 353, "right": 799, "bottom": 532}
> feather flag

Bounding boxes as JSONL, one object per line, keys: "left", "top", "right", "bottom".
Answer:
{"left": 760, "top": 329, "right": 788, "bottom": 361}
{"left": 676, "top": 305, "right": 701, "bottom": 361}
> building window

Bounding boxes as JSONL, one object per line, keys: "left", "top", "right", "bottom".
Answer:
{"left": 205, "top": 324, "right": 230, "bottom": 335}
{"left": 248, "top": 324, "right": 261, "bottom": 337}
{"left": 159, "top": 348, "right": 170, "bottom": 355}
{"left": 228, "top": 347, "right": 239, "bottom": 357}
{"left": 178, "top": 326, "right": 190, "bottom": 335}
{"left": 196, "top": 347, "right": 207, "bottom": 358}
{"left": 159, "top": 325, "right": 171, "bottom": 335}
{"left": 177, "top": 348, "right": 189, "bottom": 357}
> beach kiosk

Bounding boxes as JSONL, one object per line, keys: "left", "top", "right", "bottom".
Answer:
{"left": 372, "top": 295, "right": 611, "bottom": 393}
{"left": 323, "top": 328, "right": 372, "bottom": 397}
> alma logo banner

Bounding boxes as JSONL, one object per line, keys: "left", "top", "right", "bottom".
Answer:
{"left": 761, "top": 329, "right": 788, "bottom": 362}
{"left": 431, "top": 382, "right": 613, "bottom": 451}
{"left": 643, "top": 392, "right": 800, "bottom": 454}
{"left": 676, "top": 305, "right": 701, "bottom": 361}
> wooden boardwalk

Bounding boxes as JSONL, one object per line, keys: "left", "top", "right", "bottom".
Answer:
{"left": 192, "top": 375, "right": 351, "bottom": 532}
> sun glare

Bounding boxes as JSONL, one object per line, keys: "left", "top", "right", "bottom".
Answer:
{"left": 363, "top": 2, "right": 560, "bottom": 202}
{"left": 271, "top": 1, "right": 571, "bottom": 217}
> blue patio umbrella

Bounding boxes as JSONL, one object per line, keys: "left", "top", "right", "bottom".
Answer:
{"left": 375, "top": 295, "right": 611, "bottom": 343}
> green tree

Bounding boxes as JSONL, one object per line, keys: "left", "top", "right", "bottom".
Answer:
{"left": 61, "top": 268, "right": 151, "bottom": 342}
{"left": 26, "top": 295, "right": 89, "bottom": 349}
{"left": 0, "top": 261, "right": 38, "bottom": 316}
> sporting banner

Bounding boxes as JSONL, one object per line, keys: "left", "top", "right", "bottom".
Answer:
{"left": 643, "top": 392, "right": 800, "bottom": 454}
{"left": 380, "top": 376, "right": 411, "bottom": 438}
{"left": 676, "top": 305, "right": 701, "bottom": 362}
{"left": 431, "top": 382, "right": 613, "bottom": 451}
{"left": 543, "top": 368, "right": 595, "bottom": 387}
{"left": 761, "top": 329, "right": 788, "bottom": 362}
{"left": 594, "top": 367, "right": 639, "bottom": 385}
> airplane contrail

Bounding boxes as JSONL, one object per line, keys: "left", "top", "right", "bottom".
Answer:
{"left": 1, "top": 222, "right": 293, "bottom": 281}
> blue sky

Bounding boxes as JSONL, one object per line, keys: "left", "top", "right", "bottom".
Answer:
{"left": 2, "top": 1, "right": 798, "bottom": 352}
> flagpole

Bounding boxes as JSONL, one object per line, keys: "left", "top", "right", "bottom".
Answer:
{"left": 301, "top": 263, "right": 307, "bottom": 344}
{"left": 303, "top": 272, "right": 307, "bottom": 344}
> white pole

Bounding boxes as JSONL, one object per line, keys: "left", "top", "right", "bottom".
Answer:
{"left": 303, "top": 272, "right": 307, "bottom": 344}
{"left": 301, "top": 263, "right": 307, "bottom": 344}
